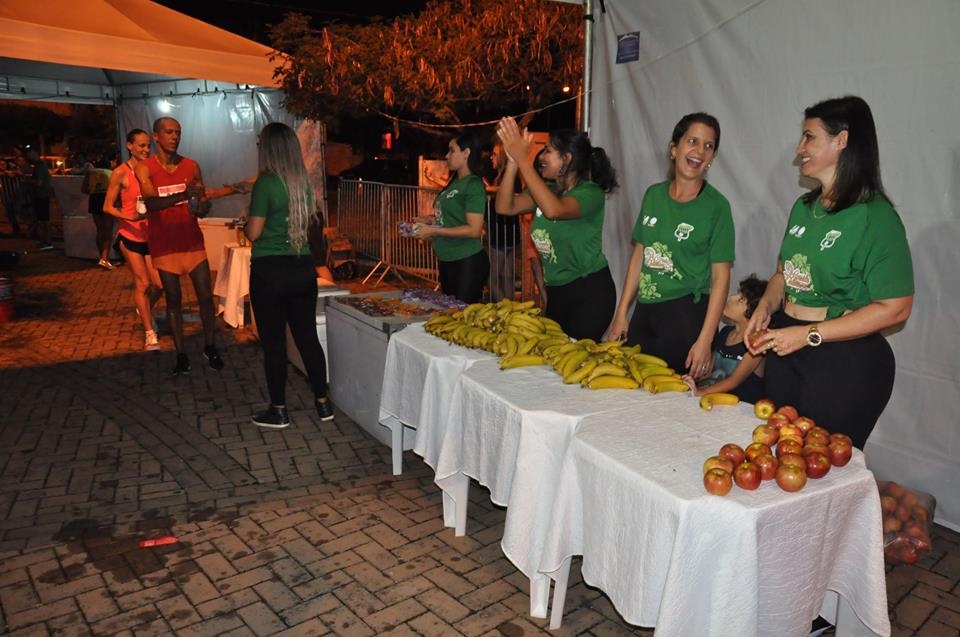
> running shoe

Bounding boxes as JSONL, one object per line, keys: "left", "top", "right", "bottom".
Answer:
{"left": 203, "top": 345, "right": 224, "bottom": 371}
{"left": 145, "top": 330, "right": 159, "bottom": 351}
{"left": 39, "top": 243, "right": 55, "bottom": 251}
{"left": 252, "top": 405, "right": 290, "bottom": 429}
{"left": 97, "top": 258, "right": 115, "bottom": 270}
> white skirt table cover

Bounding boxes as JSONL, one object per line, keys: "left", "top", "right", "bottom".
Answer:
{"left": 213, "top": 242, "right": 251, "bottom": 328}
{"left": 541, "top": 403, "right": 890, "bottom": 637}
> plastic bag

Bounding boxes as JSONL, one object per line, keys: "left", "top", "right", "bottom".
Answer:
{"left": 877, "top": 480, "right": 935, "bottom": 565}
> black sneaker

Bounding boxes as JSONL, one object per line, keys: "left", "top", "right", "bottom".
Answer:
{"left": 252, "top": 405, "right": 290, "bottom": 429}
{"left": 316, "top": 397, "right": 335, "bottom": 422}
{"left": 809, "top": 616, "right": 833, "bottom": 637}
{"left": 172, "top": 353, "right": 191, "bottom": 376}
{"left": 203, "top": 345, "right": 224, "bottom": 370}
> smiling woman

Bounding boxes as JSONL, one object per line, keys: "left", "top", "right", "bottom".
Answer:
{"left": 607, "top": 112, "right": 734, "bottom": 379}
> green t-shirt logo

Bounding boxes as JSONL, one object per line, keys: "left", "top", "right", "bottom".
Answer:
{"left": 643, "top": 242, "right": 683, "bottom": 281}
{"left": 674, "top": 222, "right": 694, "bottom": 241}
{"left": 784, "top": 254, "right": 814, "bottom": 298}
{"left": 819, "top": 230, "right": 842, "bottom": 251}
{"left": 532, "top": 228, "right": 557, "bottom": 264}
{"left": 789, "top": 225, "right": 806, "bottom": 237}
{"left": 642, "top": 215, "right": 658, "bottom": 227}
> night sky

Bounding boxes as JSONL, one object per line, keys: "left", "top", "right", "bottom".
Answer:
{"left": 154, "top": 0, "right": 429, "bottom": 44}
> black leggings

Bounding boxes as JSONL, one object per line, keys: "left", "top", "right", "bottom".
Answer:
{"left": 250, "top": 255, "right": 328, "bottom": 406}
{"left": 89, "top": 194, "right": 113, "bottom": 256}
{"left": 764, "top": 311, "right": 895, "bottom": 449}
{"left": 627, "top": 294, "right": 709, "bottom": 372}
{"left": 438, "top": 250, "right": 490, "bottom": 304}
{"left": 545, "top": 266, "right": 616, "bottom": 341}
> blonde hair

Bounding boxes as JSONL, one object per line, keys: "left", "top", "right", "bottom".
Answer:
{"left": 257, "top": 122, "right": 315, "bottom": 253}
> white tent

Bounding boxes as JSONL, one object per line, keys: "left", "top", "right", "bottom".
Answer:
{"left": 561, "top": 0, "right": 959, "bottom": 528}
{"left": 0, "top": 0, "right": 296, "bottom": 218}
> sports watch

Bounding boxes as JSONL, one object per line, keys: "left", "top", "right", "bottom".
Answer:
{"left": 806, "top": 324, "right": 823, "bottom": 347}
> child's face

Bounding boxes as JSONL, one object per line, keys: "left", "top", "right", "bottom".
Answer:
{"left": 723, "top": 293, "right": 748, "bottom": 323}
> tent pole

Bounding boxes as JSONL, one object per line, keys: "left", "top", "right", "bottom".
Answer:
{"left": 581, "top": 0, "right": 594, "bottom": 133}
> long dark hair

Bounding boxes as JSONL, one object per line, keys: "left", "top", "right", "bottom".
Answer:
{"left": 452, "top": 130, "right": 484, "bottom": 179}
{"left": 801, "top": 96, "right": 888, "bottom": 212}
{"left": 549, "top": 129, "right": 618, "bottom": 193}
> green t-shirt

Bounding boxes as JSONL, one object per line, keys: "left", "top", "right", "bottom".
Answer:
{"left": 530, "top": 181, "right": 608, "bottom": 286}
{"left": 779, "top": 195, "right": 913, "bottom": 318}
{"left": 249, "top": 173, "right": 312, "bottom": 258}
{"left": 633, "top": 181, "right": 735, "bottom": 303}
{"left": 432, "top": 174, "right": 486, "bottom": 262}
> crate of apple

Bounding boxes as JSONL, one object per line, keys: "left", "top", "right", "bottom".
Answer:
{"left": 702, "top": 399, "right": 855, "bottom": 496}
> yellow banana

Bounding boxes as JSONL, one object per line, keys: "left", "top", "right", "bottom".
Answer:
{"left": 699, "top": 393, "right": 741, "bottom": 411}
{"left": 586, "top": 376, "right": 640, "bottom": 390}
{"left": 638, "top": 365, "right": 675, "bottom": 381}
{"left": 587, "top": 363, "right": 628, "bottom": 382}
{"left": 626, "top": 359, "right": 644, "bottom": 384}
{"left": 560, "top": 350, "right": 591, "bottom": 377}
{"left": 632, "top": 352, "right": 669, "bottom": 368}
{"left": 576, "top": 338, "right": 597, "bottom": 348}
{"left": 540, "top": 317, "right": 563, "bottom": 331}
{"left": 563, "top": 360, "right": 597, "bottom": 384}
{"left": 642, "top": 374, "right": 682, "bottom": 392}
{"left": 650, "top": 380, "right": 691, "bottom": 394}
{"left": 500, "top": 354, "right": 546, "bottom": 369}
{"left": 512, "top": 300, "right": 535, "bottom": 311}
{"left": 518, "top": 336, "right": 540, "bottom": 355}
{"left": 590, "top": 340, "right": 625, "bottom": 353}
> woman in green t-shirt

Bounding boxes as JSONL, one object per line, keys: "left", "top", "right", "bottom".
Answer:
{"left": 494, "top": 118, "right": 619, "bottom": 341}
{"left": 410, "top": 131, "right": 489, "bottom": 303}
{"left": 607, "top": 113, "right": 734, "bottom": 378}
{"left": 244, "top": 123, "right": 334, "bottom": 428}
{"left": 745, "top": 96, "right": 914, "bottom": 449}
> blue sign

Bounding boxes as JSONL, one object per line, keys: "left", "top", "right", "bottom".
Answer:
{"left": 616, "top": 32, "right": 640, "bottom": 64}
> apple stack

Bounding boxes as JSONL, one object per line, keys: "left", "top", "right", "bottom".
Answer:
{"left": 702, "top": 399, "right": 855, "bottom": 496}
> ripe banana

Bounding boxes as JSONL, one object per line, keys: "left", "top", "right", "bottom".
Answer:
{"left": 586, "top": 375, "right": 640, "bottom": 390}
{"left": 559, "top": 350, "right": 590, "bottom": 377}
{"left": 638, "top": 365, "right": 675, "bottom": 381}
{"left": 500, "top": 354, "right": 546, "bottom": 369}
{"left": 518, "top": 336, "right": 540, "bottom": 355}
{"left": 649, "top": 380, "right": 691, "bottom": 394}
{"left": 587, "top": 363, "right": 628, "bottom": 382}
{"left": 632, "top": 352, "right": 669, "bottom": 368}
{"left": 563, "top": 360, "right": 597, "bottom": 384}
{"left": 642, "top": 374, "right": 682, "bottom": 392}
{"left": 699, "top": 393, "right": 740, "bottom": 411}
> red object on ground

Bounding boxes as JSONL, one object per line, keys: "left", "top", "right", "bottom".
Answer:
{"left": 138, "top": 536, "right": 179, "bottom": 548}
{"left": 0, "top": 277, "right": 13, "bottom": 325}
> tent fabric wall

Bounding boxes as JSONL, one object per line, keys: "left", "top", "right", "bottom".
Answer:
{"left": 587, "top": 0, "right": 960, "bottom": 528}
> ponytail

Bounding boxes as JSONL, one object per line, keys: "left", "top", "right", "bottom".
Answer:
{"left": 549, "top": 129, "right": 618, "bottom": 194}
{"left": 589, "top": 146, "right": 618, "bottom": 193}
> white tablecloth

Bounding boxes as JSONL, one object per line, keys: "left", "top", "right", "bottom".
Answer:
{"left": 213, "top": 242, "right": 251, "bottom": 328}
{"left": 542, "top": 404, "right": 890, "bottom": 637}
{"left": 379, "top": 323, "right": 494, "bottom": 468}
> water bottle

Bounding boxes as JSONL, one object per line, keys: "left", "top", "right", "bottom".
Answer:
{"left": 135, "top": 196, "right": 146, "bottom": 216}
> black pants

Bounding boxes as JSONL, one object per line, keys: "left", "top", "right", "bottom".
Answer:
{"left": 764, "top": 311, "right": 895, "bottom": 449}
{"left": 250, "top": 255, "right": 328, "bottom": 406}
{"left": 545, "top": 266, "right": 616, "bottom": 341}
{"left": 89, "top": 194, "right": 113, "bottom": 256}
{"left": 438, "top": 250, "right": 489, "bottom": 304}
{"left": 627, "top": 294, "right": 709, "bottom": 372}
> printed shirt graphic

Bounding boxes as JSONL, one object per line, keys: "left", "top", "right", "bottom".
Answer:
{"left": 530, "top": 181, "right": 608, "bottom": 286}
{"left": 778, "top": 196, "right": 914, "bottom": 318}
{"left": 432, "top": 174, "right": 486, "bottom": 262}
{"left": 632, "top": 181, "right": 734, "bottom": 303}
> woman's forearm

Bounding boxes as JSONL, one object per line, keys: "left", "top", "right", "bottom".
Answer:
{"left": 614, "top": 244, "right": 645, "bottom": 319}
{"left": 818, "top": 297, "right": 913, "bottom": 343}
{"left": 698, "top": 264, "right": 731, "bottom": 343}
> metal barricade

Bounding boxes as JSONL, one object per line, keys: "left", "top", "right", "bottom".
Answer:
{"left": 336, "top": 178, "right": 538, "bottom": 301}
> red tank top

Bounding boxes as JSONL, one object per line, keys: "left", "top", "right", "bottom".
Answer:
{"left": 117, "top": 162, "right": 148, "bottom": 243}
{"left": 144, "top": 156, "right": 205, "bottom": 258}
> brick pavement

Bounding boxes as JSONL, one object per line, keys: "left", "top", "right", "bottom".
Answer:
{"left": 1, "top": 237, "right": 959, "bottom": 637}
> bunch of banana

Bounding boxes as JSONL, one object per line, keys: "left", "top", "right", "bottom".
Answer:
{"left": 698, "top": 392, "right": 740, "bottom": 410}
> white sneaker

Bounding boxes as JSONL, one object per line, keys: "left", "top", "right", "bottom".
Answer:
{"left": 145, "top": 330, "right": 160, "bottom": 350}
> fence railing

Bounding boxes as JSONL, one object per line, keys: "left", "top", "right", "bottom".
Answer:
{"left": 336, "top": 179, "right": 538, "bottom": 301}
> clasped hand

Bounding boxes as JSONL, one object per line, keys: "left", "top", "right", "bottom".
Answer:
{"left": 496, "top": 117, "right": 533, "bottom": 164}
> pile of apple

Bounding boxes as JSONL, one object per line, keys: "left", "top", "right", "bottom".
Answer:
{"left": 702, "top": 398, "right": 855, "bottom": 496}
{"left": 879, "top": 481, "right": 934, "bottom": 565}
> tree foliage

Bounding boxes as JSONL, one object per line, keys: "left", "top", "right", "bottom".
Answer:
{"left": 269, "top": 0, "right": 583, "bottom": 130}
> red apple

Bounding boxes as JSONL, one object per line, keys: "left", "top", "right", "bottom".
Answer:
{"left": 882, "top": 516, "right": 902, "bottom": 533}
{"left": 912, "top": 506, "right": 929, "bottom": 523}
{"left": 792, "top": 416, "right": 816, "bottom": 435}
{"left": 755, "top": 454, "right": 778, "bottom": 480}
{"left": 745, "top": 441, "right": 772, "bottom": 462}
{"left": 754, "top": 398, "right": 776, "bottom": 420}
{"left": 734, "top": 462, "right": 762, "bottom": 490}
{"left": 805, "top": 430, "right": 831, "bottom": 447}
{"left": 827, "top": 440, "right": 853, "bottom": 467}
{"left": 778, "top": 452, "right": 806, "bottom": 471}
{"left": 767, "top": 413, "right": 791, "bottom": 429}
{"left": 900, "top": 491, "right": 919, "bottom": 510}
{"left": 718, "top": 443, "right": 746, "bottom": 467}
{"left": 896, "top": 504, "right": 912, "bottom": 522}
{"left": 776, "top": 405, "right": 799, "bottom": 422}
{"left": 703, "top": 455, "right": 735, "bottom": 475}
{"left": 804, "top": 451, "right": 831, "bottom": 479}
{"left": 703, "top": 468, "right": 733, "bottom": 496}
{"left": 809, "top": 426, "right": 831, "bottom": 439}
{"left": 829, "top": 433, "right": 854, "bottom": 447}
{"left": 779, "top": 424, "right": 804, "bottom": 441}
{"left": 880, "top": 496, "right": 898, "bottom": 515}
{"left": 884, "top": 482, "right": 906, "bottom": 499}
{"left": 752, "top": 424, "right": 779, "bottom": 447}
{"left": 802, "top": 443, "right": 829, "bottom": 456}
{"left": 779, "top": 434, "right": 805, "bottom": 448}
{"left": 775, "top": 463, "right": 807, "bottom": 492}
{"left": 776, "top": 439, "right": 804, "bottom": 458}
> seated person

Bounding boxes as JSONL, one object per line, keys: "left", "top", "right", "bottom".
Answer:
{"left": 684, "top": 275, "right": 767, "bottom": 403}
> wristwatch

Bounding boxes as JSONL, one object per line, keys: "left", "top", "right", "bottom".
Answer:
{"left": 806, "top": 324, "right": 823, "bottom": 347}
